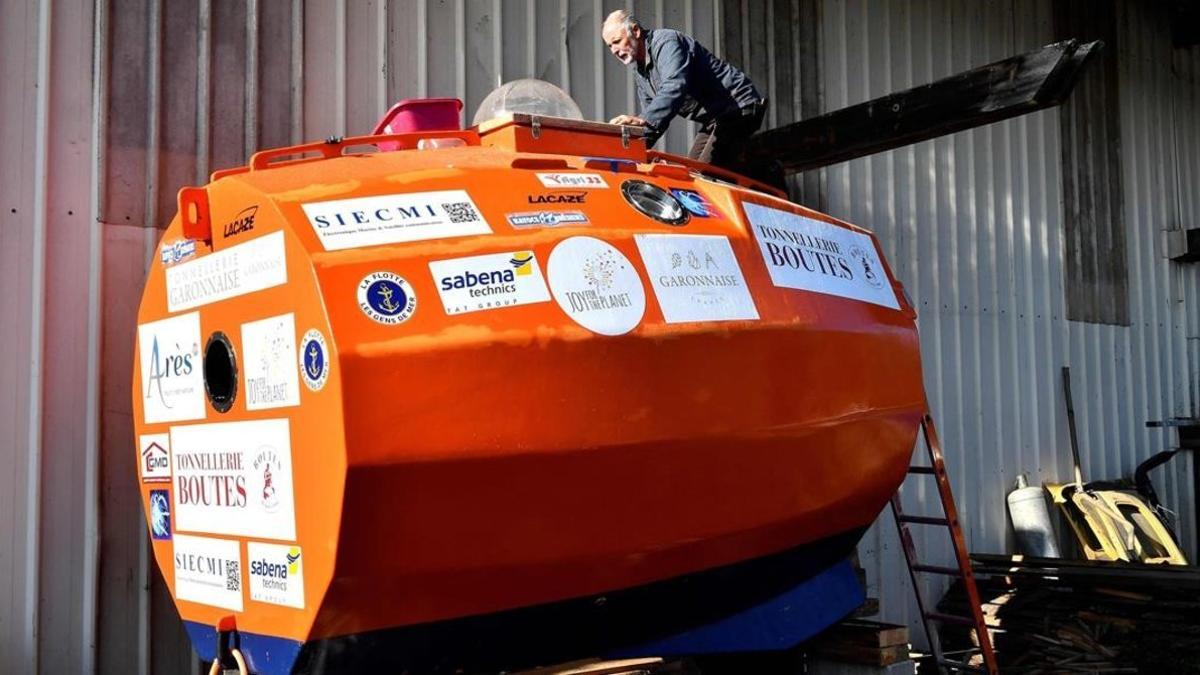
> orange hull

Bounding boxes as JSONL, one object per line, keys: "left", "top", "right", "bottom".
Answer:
{"left": 132, "top": 113, "right": 924, "bottom": 671}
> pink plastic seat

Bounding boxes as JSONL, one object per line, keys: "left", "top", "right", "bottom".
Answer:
{"left": 372, "top": 98, "right": 464, "bottom": 151}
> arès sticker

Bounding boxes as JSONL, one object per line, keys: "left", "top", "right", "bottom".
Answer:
{"left": 299, "top": 328, "right": 330, "bottom": 391}
{"left": 248, "top": 542, "right": 305, "bottom": 609}
{"left": 241, "top": 313, "right": 301, "bottom": 411}
{"left": 170, "top": 418, "right": 297, "bottom": 541}
{"left": 357, "top": 271, "right": 417, "bottom": 325}
{"left": 173, "top": 533, "right": 243, "bottom": 611}
{"left": 139, "top": 433, "right": 172, "bottom": 482}
{"left": 547, "top": 236, "right": 646, "bottom": 336}
{"left": 138, "top": 312, "right": 205, "bottom": 424}
{"left": 165, "top": 231, "right": 287, "bottom": 312}
{"left": 429, "top": 251, "right": 551, "bottom": 315}
{"left": 302, "top": 190, "right": 491, "bottom": 251}
{"left": 634, "top": 234, "right": 759, "bottom": 323}
{"left": 536, "top": 172, "right": 608, "bottom": 189}
{"left": 744, "top": 203, "right": 899, "bottom": 310}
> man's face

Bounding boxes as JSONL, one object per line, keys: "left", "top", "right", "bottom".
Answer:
{"left": 603, "top": 23, "right": 641, "bottom": 66}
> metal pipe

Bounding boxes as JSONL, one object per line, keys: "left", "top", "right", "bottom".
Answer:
{"left": 81, "top": 0, "right": 110, "bottom": 669}
{"left": 23, "top": 0, "right": 53, "bottom": 668}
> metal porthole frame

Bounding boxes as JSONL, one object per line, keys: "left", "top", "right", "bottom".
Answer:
{"left": 620, "top": 179, "right": 690, "bottom": 226}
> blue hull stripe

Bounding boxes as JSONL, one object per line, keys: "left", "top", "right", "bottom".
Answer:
{"left": 605, "top": 559, "right": 863, "bottom": 657}
{"left": 182, "top": 528, "right": 866, "bottom": 674}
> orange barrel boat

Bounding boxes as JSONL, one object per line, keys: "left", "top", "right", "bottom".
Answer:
{"left": 132, "top": 84, "right": 926, "bottom": 674}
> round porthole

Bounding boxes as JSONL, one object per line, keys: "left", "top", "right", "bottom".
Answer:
{"left": 620, "top": 180, "right": 689, "bottom": 226}
{"left": 204, "top": 331, "right": 238, "bottom": 413}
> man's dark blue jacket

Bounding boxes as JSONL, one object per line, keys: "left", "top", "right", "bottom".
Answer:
{"left": 634, "top": 28, "right": 762, "bottom": 145}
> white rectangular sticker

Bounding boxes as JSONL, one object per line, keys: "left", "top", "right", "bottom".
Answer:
{"left": 171, "top": 418, "right": 297, "bottom": 541}
{"left": 635, "top": 234, "right": 759, "bottom": 323}
{"left": 247, "top": 542, "right": 305, "bottom": 609}
{"left": 241, "top": 313, "right": 301, "bottom": 410}
{"left": 139, "top": 312, "right": 206, "bottom": 424}
{"left": 302, "top": 190, "right": 492, "bottom": 251}
{"left": 536, "top": 172, "right": 608, "bottom": 189}
{"left": 173, "top": 533, "right": 243, "bottom": 611}
{"left": 138, "top": 433, "right": 172, "bottom": 482}
{"left": 744, "top": 203, "right": 900, "bottom": 310}
{"left": 428, "top": 250, "right": 551, "bottom": 315}
{"left": 166, "top": 231, "right": 287, "bottom": 312}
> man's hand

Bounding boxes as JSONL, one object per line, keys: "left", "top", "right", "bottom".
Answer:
{"left": 609, "top": 114, "right": 649, "bottom": 127}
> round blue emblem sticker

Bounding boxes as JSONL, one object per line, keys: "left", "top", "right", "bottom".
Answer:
{"left": 299, "top": 328, "right": 330, "bottom": 391}
{"left": 357, "top": 271, "right": 417, "bottom": 325}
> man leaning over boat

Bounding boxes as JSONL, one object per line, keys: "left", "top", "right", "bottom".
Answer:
{"left": 600, "top": 9, "right": 772, "bottom": 182}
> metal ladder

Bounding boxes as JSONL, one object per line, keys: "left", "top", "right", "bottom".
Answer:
{"left": 889, "top": 413, "right": 998, "bottom": 675}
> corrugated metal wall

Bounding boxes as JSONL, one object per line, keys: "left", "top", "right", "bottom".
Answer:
{"left": 807, "top": 0, "right": 1200, "bottom": 637}
{"left": 2, "top": 0, "right": 1197, "bottom": 671}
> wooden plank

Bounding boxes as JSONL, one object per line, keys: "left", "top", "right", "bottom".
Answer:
{"left": 812, "top": 642, "right": 910, "bottom": 667}
{"left": 740, "top": 39, "right": 1101, "bottom": 174}
{"left": 820, "top": 620, "right": 910, "bottom": 648}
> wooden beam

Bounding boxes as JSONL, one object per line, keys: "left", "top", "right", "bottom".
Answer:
{"left": 741, "top": 39, "right": 1102, "bottom": 174}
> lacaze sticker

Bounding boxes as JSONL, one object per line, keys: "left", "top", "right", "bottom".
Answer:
{"left": 744, "top": 203, "right": 899, "bottom": 310}
{"left": 222, "top": 205, "right": 257, "bottom": 239}
{"left": 170, "top": 418, "right": 297, "bottom": 541}
{"left": 429, "top": 250, "right": 551, "bottom": 315}
{"left": 527, "top": 192, "right": 586, "bottom": 204}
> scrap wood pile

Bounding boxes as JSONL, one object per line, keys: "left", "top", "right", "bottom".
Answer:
{"left": 936, "top": 554, "right": 1200, "bottom": 674}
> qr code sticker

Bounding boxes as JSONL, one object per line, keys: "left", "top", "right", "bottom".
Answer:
{"left": 443, "top": 201, "right": 479, "bottom": 224}
{"left": 225, "top": 560, "right": 240, "bottom": 592}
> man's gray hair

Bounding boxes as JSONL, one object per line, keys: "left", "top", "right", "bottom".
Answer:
{"left": 604, "top": 9, "right": 641, "bottom": 36}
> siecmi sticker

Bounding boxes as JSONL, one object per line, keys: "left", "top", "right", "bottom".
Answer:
{"left": 302, "top": 190, "right": 491, "bottom": 251}
{"left": 173, "top": 534, "right": 243, "bottom": 611}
